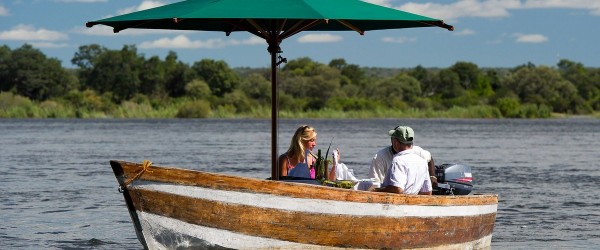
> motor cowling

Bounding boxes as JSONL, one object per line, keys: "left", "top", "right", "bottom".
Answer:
{"left": 433, "top": 163, "right": 473, "bottom": 195}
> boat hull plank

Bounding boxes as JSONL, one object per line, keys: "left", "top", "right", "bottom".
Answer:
{"left": 130, "top": 187, "right": 495, "bottom": 248}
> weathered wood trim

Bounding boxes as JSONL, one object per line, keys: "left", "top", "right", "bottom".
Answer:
{"left": 130, "top": 188, "right": 496, "bottom": 249}
{"left": 140, "top": 184, "right": 497, "bottom": 217}
{"left": 112, "top": 160, "right": 498, "bottom": 206}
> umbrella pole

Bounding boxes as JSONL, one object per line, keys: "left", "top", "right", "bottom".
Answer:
{"left": 269, "top": 41, "right": 279, "bottom": 180}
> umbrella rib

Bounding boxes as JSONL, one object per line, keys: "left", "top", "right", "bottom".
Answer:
{"left": 223, "top": 19, "right": 264, "bottom": 39}
{"left": 112, "top": 20, "right": 162, "bottom": 33}
{"left": 280, "top": 19, "right": 322, "bottom": 41}
{"left": 246, "top": 19, "right": 270, "bottom": 40}
{"left": 336, "top": 20, "right": 365, "bottom": 35}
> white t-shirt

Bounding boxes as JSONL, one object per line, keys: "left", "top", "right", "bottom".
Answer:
{"left": 368, "top": 145, "right": 431, "bottom": 183}
{"left": 382, "top": 149, "right": 432, "bottom": 194}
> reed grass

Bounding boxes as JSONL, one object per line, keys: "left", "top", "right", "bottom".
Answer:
{"left": 0, "top": 92, "right": 591, "bottom": 119}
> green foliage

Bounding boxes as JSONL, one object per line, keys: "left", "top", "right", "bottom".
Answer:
{"left": 329, "top": 58, "right": 365, "bottom": 86}
{"left": 369, "top": 73, "right": 421, "bottom": 104}
{"left": 191, "top": 59, "right": 240, "bottom": 97}
{"left": 443, "top": 105, "right": 502, "bottom": 118}
{"left": 495, "top": 97, "right": 521, "bottom": 118}
{"left": 502, "top": 65, "right": 579, "bottom": 113}
{"left": 218, "top": 89, "right": 254, "bottom": 113}
{"left": 282, "top": 57, "right": 319, "bottom": 76}
{"left": 176, "top": 100, "right": 212, "bottom": 118}
{"left": 239, "top": 73, "right": 271, "bottom": 105}
{"left": 2, "top": 44, "right": 78, "bottom": 101}
{"left": 185, "top": 79, "right": 212, "bottom": 100}
{"left": 163, "top": 52, "right": 190, "bottom": 97}
{"left": 61, "top": 89, "right": 114, "bottom": 114}
{"left": 326, "top": 97, "right": 379, "bottom": 111}
{"left": 87, "top": 45, "right": 144, "bottom": 102}
{"left": 520, "top": 104, "right": 551, "bottom": 118}
{"left": 0, "top": 92, "right": 35, "bottom": 117}
{"left": 1, "top": 43, "right": 599, "bottom": 119}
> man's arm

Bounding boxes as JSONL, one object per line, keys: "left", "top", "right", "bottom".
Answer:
{"left": 428, "top": 157, "right": 438, "bottom": 188}
{"left": 375, "top": 185, "right": 403, "bottom": 193}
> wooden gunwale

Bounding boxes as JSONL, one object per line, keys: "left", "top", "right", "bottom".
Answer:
{"left": 112, "top": 160, "right": 498, "bottom": 206}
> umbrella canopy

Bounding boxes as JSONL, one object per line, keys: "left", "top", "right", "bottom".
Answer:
{"left": 86, "top": 0, "right": 453, "bottom": 180}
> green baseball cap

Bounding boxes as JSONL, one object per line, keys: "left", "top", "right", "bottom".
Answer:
{"left": 388, "top": 125, "right": 414, "bottom": 143}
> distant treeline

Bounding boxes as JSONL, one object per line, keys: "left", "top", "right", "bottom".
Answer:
{"left": 1, "top": 43, "right": 599, "bottom": 118}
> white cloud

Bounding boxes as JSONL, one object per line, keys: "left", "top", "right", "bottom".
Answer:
{"left": 396, "top": 0, "right": 600, "bottom": 21}
{"left": 0, "top": 25, "right": 68, "bottom": 41}
{"left": 0, "top": 5, "right": 9, "bottom": 16}
{"left": 381, "top": 36, "right": 417, "bottom": 43}
{"left": 30, "top": 42, "right": 70, "bottom": 48}
{"left": 117, "top": 0, "right": 168, "bottom": 15}
{"left": 138, "top": 35, "right": 264, "bottom": 49}
{"left": 454, "top": 28, "right": 476, "bottom": 36}
{"left": 522, "top": 0, "right": 600, "bottom": 15}
{"left": 397, "top": 0, "right": 518, "bottom": 22}
{"left": 513, "top": 33, "right": 548, "bottom": 43}
{"left": 297, "top": 33, "right": 343, "bottom": 43}
{"left": 363, "top": 0, "right": 394, "bottom": 8}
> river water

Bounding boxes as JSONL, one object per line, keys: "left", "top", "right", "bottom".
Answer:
{"left": 1, "top": 118, "right": 599, "bottom": 249}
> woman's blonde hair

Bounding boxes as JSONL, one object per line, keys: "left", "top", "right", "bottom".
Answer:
{"left": 286, "top": 125, "right": 317, "bottom": 163}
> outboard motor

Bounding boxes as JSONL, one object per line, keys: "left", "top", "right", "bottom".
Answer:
{"left": 434, "top": 163, "right": 473, "bottom": 195}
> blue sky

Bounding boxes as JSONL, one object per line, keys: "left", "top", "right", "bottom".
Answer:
{"left": 1, "top": 0, "right": 599, "bottom": 69}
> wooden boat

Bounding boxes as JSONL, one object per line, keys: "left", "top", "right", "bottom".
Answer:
{"left": 111, "top": 160, "right": 497, "bottom": 249}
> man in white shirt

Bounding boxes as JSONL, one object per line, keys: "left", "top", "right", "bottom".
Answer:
{"left": 369, "top": 127, "right": 437, "bottom": 188}
{"left": 374, "top": 126, "right": 432, "bottom": 195}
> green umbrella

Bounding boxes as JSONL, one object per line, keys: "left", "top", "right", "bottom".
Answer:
{"left": 86, "top": 0, "right": 453, "bottom": 180}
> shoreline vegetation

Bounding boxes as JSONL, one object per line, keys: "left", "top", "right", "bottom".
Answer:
{"left": 1, "top": 44, "right": 599, "bottom": 119}
{"left": 1, "top": 91, "right": 597, "bottom": 119}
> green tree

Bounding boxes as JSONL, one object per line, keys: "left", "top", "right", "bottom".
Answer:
{"left": 72, "top": 44, "right": 107, "bottom": 87}
{"left": 369, "top": 73, "right": 421, "bottom": 108}
{"left": 185, "top": 79, "right": 212, "bottom": 100}
{"left": 7, "top": 44, "right": 78, "bottom": 101}
{"left": 437, "top": 69, "right": 463, "bottom": 100}
{"left": 283, "top": 57, "right": 319, "bottom": 76}
{"left": 588, "top": 68, "right": 600, "bottom": 110}
{"left": 86, "top": 45, "right": 143, "bottom": 102}
{"left": 408, "top": 65, "right": 440, "bottom": 97}
{"left": 305, "top": 65, "right": 342, "bottom": 110}
{"left": 239, "top": 73, "right": 271, "bottom": 106}
{"left": 191, "top": 59, "right": 240, "bottom": 97}
{"left": 219, "top": 89, "right": 254, "bottom": 113}
{"left": 503, "top": 65, "right": 581, "bottom": 113}
{"left": 450, "top": 62, "right": 480, "bottom": 90}
{"left": 139, "top": 56, "right": 165, "bottom": 96}
{"left": 0, "top": 45, "right": 12, "bottom": 92}
{"left": 495, "top": 97, "right": 521, "bottom": 118}
{"left": 328, "top": 58, "right": 365, "bottom": 86}
{"left": 558, "top": 59, "right": 597, "bottom": 112}
{"left": 163, "top": 51, "right": 190, "bottom": 98}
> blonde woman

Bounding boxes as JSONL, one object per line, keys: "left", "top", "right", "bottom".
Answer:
{"left": 278, "top": 125, "right": 317, "bottom": 179}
